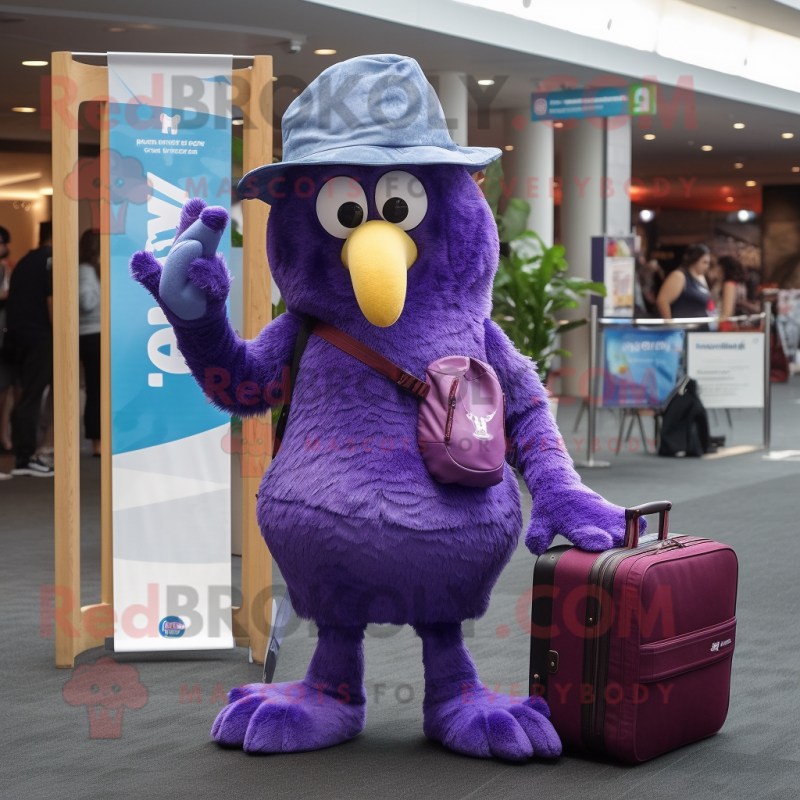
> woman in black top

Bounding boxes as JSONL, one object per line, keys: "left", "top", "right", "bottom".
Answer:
{"left": 656, "top": 244, "right": 713, "bottom": 320}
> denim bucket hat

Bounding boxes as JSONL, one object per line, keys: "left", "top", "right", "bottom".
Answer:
{"left": 238, "top": 54, "right": 501, "bottom": 199}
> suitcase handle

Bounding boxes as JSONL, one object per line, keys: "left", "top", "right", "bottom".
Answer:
{"left": 624, "top": 500, "right": 672, "bottom": 549}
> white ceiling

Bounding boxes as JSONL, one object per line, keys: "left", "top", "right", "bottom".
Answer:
{"left": 1, "top": 0, "right": 800, "bottom": 204}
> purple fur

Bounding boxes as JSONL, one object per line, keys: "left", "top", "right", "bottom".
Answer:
{"left": 483, "top": 319, "right": 641, "bottom": 554}
{"left": 175, "top": 197, "right": 206, "bottom": 239}
{"left": 417, "top": 623, "right": 561, "bottom": 761}
{"left": 130, "top": 250, "right": 162, "bottom": 297}
{"left": 200, "top": 205, "right": 229, "bottom": 232}
{"left": 187, "top": 255, "right": 231, "bottom": 302}
{"left": 211, "top": 627, "right": 366, "bottom": 753}
{"left": 130, "top": 165, "right": 637, "bottom": 758}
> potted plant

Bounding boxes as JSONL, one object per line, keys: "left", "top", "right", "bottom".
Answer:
{"left": 484, "top": 160, "right": 605, "bottom": 413}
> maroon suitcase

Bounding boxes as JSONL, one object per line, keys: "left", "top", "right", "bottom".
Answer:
{"left": 529, "top": 501, "right": 738, "bottom": 763}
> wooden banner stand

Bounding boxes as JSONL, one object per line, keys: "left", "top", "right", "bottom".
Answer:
{"left": 52, "top": 52, "right": 274, "bottom": 668}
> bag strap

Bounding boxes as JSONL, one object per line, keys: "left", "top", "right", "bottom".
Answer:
{"left": 273, "top": 314, "right": 317, "bottom": 456}
{"left": 313, "top": 320, "right": 430, "bottom": 399}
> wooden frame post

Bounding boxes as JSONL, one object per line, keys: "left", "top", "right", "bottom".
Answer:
{"left": 52, "top": 52, "right": 273, "bottom": 667}
{"left": 231, "top": 57, "right": 274, "bottom": 663}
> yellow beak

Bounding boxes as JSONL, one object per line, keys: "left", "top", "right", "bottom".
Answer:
{"left": 340, "top": 220, "right": 417, "bottom": 327}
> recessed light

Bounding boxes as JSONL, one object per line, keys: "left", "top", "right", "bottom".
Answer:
{"left": 701, "top": 145, "right": 713, "bottom": 151}
{"left": 726, "top": 196, "right": 734, "bottom": 202}
{"left": 11, "top": 107, "right": 36, "bottom": 113}
{"left": 793, "top": 166, "right": 800, "bottom": 173}
{"left": 734, "top": 162, "right": 744, "bottom": 169}
{"left": 553, "top": 122, "right": 564, "bottom": 129}
{"left": 232, "top": 118, "right": 243, "bottom": 126}
{"left": 782, "top": 132, "right": 794, "bottom": 139}
{"left": 733, "top": 123, "right": 745, "bottom": 129}
{"left": 745, "top": 180, "right": 757, "bottom": 187}
{"left": 314, "top": 49, "right": 337, "bottom": 55}
{"left": 478, "top": 79, "right": 495, "bottom": 86}
{"left": 643, "top": 134, "right": 656, "bottom": 140}
{"left": 39, "top": 188, "right": 53, "bottom": 196}
{"left": 22, "top": 60, "right": 48, "bottom": 67}
{"left": 504, "top": 145, "right": 514, "bottom": 151}
{"left": 737, "top": 209, "right": 750, "bottom": 223}
{"left": 108, "top": 27, "right": 125, "bottom": 32}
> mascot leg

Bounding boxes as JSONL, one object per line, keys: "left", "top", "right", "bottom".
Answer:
{"left": 212, "top": 626, "right": 367, "bottom": 753}
{"left": 416, "top": 623, "right": 562, "bottom": 762}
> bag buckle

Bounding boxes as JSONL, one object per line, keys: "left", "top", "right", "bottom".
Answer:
{"left": 397, "top": 371, "right": 430, "bottom": 399}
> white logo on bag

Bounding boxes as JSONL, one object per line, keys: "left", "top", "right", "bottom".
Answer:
{"left": 466, "top": 409, "right": 496, "bottom": 440}
{"left": 710, "top": 638, "right": 732, "bottom": 652}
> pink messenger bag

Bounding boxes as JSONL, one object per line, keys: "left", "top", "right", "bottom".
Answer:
{"left": 312, "top": 321, "right": 506, "bottom": 488}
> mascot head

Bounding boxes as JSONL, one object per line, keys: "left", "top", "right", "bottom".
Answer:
{"left": 238, "top": 54, "right": 502, "bottom": 330}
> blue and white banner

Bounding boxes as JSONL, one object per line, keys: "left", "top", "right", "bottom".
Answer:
{"left": 108, "top": 53, "right": 233, "bottom": 652}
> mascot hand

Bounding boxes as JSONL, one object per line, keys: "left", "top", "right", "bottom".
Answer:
{"left": 525, "top": 487, "right": 644, "bottom": 556}
{"left": 130, "top": 198, "right": 231, "bottom": 321}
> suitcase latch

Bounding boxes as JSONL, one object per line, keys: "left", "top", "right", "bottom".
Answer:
{"left": 548, "top": 650, "right": 559, "bottom": 674}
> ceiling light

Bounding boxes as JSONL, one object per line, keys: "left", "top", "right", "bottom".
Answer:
{"left": 108, "top": 27, "right": 125, "bottom": 32}
{"left": 40, "top": 188, "right": 53, "bottom": 196}
{"left": 726, "top": 196, "right": 734, "bottom": 202}
{"left": 314, "top": 49, "right": 337, "bottom": 55}
{"left": 793, "top": 166, "right": 800, "bottom": 172}
{"left": 504, "top": 145, "right": 514, "bottom": 151}
{"left": 734, "top": 162, "right": 744, "bottom": 168}
{"left": 12, "top": 107, "right": 36, "bottom": 113}
{"left": 639, "top": 209, "right": 655, "bottom": 222}
{"left": 782, "top": 132, "right": 794, "bottom": 139}
{"left": 232, "top": 118, "right": 243, "bottom": 126}
{"left": 737, "top": 209, "right": 750, "bottom": 222}
{"left": 733, "top": 122, "right": 745, "bottom": 129}
{"left": 22, "top": 60, "right": 48, "bottom": 67}
{"left": 478, "top": 79, "right": 495, "bottom": 86}
{"left": 644, "top": 133, "right": 656, "bottom": 140}
{"left": 701, "top": 145, "right": 713, "bottom": 151}
{"left": 745, "top": 180, "right": 757, "bottom": 187}
{"left": 553, "top": 122, "right": 564, "bottom": 128}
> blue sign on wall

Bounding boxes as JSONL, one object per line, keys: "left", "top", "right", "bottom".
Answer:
{"left": 532, "top": 84, "right": 655, "bottom": 122}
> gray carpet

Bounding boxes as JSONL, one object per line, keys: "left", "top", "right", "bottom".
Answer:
{"left": 2, "top": 381, "right": 799, "bottom": 800}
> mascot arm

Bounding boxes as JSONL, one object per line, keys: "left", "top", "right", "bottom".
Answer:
{"left": 130, "top": 198, "right": 302, "bottom": 418}
{"left": 483, "top": 319, "right": 640, "bottom": 555}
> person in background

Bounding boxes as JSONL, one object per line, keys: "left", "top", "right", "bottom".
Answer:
{"left": 718, "top": 255, "right": 761, "bottom": 324}
{"left": 0, "top": 225, "right": 13, "bottom": 476}
{"left": 634, "top": 258, "right": 664, "bottom": 317}
{"left": 6, "top": 221, "right": 54, "bottom": 477}
{"left": 78, "top": 230, "right": 101, "bottom": 456}
{"left": 656, "top": 243, "right": 713, "bottom": 320}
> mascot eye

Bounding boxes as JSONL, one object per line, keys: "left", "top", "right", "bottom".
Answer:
{"left": 375, "top": 170, "right": 427, "bottom": 230}
{"left": 316, "top": 176, "right": 368, "bottom": 239}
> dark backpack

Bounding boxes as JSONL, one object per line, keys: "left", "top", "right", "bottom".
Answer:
{"left": 658, "top": 377, "right": 710, "bottom": 457}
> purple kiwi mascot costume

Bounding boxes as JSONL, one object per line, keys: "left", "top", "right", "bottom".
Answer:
{"left": 131, "top": 55, "right": 640, "bottom": 761}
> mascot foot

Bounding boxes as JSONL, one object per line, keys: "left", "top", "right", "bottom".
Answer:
{"left": 211, "top": 680, "right": 366, "bottom": 753}
{"left": 416, "top": 623, "right": 562, "bottom": 762}
{"left": 212, "top": 626, "right": 367, "bottom": 753}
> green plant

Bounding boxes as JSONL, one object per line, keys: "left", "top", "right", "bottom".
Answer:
{"left": 484, "top": 160, "right": 605, "bottom": 377}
